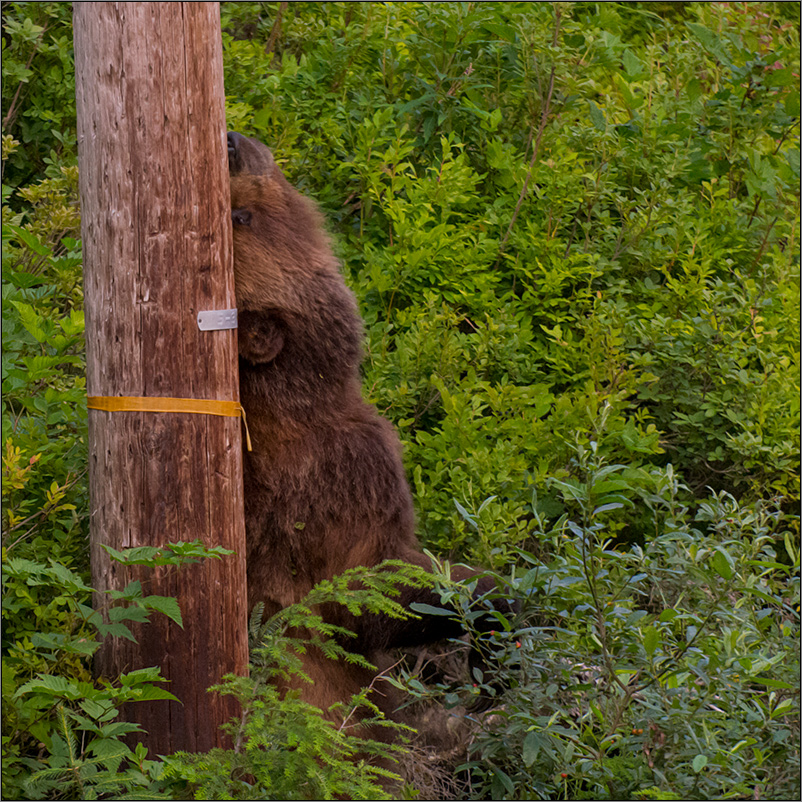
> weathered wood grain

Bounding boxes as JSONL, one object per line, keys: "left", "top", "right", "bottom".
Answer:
{"left": 74, "top": 1, "right": 247, "bottom": 755}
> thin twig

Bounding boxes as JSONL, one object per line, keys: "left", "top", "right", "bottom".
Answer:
{"left": 336, "top": 656, "right": 405, "bottom": 733}
{"left": 772, "top": 119, "right": 799, "bottom": 156}
{"left": 233, "top": 706, "right": 249, "bottom": 753}
{"left": 3, "top": 23, "right": 48, "bottom": 131}
{"left": 4, "top": 470, "right": 87, "bottom": 551}
{"left": 745, "top": 195, "right": 762, "bottom": 229}
{"left": 264, "top": 1, "right": 287, "bottom": 57}
{"left": 494, "top": 6, "right": 562, "bottom": 268}
{"left": 751, "top": 216, "right": 778, "bottom": 272}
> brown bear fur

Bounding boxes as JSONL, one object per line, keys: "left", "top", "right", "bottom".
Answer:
{"left": 228, "top": 132, "right": 500, "bottom": 735}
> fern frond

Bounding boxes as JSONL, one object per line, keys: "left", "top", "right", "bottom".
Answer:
{"left": 248, "top": 601, "right": 265, "bottom": 632}
{"left": 56, "top": 704, "right": 81, "bottom": 769}
{"left": 23, "top": 766, "right": 71, "bottom": 794}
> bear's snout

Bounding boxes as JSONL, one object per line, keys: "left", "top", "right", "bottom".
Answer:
{"left": 227, "top": 131, "right": 274, "bottom": 177}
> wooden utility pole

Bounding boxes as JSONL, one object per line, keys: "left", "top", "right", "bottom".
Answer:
{"left": 73, "top": 2, "right": 248, "bottom": 754}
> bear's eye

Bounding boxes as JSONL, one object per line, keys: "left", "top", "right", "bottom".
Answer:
{"left": 232, "top": 208, "right": 252, "bottom": 227}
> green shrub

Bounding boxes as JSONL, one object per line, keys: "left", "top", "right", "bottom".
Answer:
{"left": 399, "top": 424, "right": 800, "bottom": 800}
{"left": 4, "top": 547, "right": 427, "bottom": 801}
{"left": 162, "top": 562, "right": 435, "bottom": 801}
{"left": 217, "top": 1, "right": 799, "bottom": 550}
{"left": 2, "top": 542, "right": 230, "bottom": 801}
{"left": 1, "top": 3, "right": 77, "bottom": 194}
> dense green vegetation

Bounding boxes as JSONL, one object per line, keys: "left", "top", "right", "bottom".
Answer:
{"left": 2, "top": 2, "right": 799, "bottom": 799}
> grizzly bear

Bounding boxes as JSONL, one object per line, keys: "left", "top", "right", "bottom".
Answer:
{"left": 228, "top": 131, "right": 503, "bottom": 729}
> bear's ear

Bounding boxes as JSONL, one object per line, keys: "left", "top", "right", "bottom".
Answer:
{"left": 232, "top": 208, "right": 252, "bottom": 227}
{"left": 238, "top": 310, "right": 285, "bottom": 364}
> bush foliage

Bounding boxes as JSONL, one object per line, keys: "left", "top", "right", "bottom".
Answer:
{"left": 2, "top": 2, "right": 799, "bottom": 799}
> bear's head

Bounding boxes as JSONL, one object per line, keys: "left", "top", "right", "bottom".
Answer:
{"left": 227, "top": 132, "right": 334, "bottom": 317}
{"left": 227, "top": 132, "right": 362, "bottom": 386}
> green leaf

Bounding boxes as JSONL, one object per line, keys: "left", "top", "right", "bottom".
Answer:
{"left": 750, "top": 677, "right": 795, "bottom": 690}
{"left": 95, "top": 622, "right": 137, "bottom": 642}
{"left": 550, "top": 478, "right": 586, "bottom": 502}
{"left": 409, "top": 602, "right": 454, "bottom": 617}
{"left": 16, "top": 673, "right": 81, "bottom": 699}
{"left": 121, "top": 580, "right": 143, "bottom": 600}
{"left": 10, "top": 300, "right": 49, "bottom": 342}
{"left": 103, "top": 545, "right": 162, "bottom": 565}
{"left": 692, "top": 754, "right": 708, "bottom": 773}
{"left": 142, "top": 595, "right": 183, "bottom": 628}
{"left": 494, "top": 768, "right": 515, "bottom": 796}
{"left": 588, "top": 101, "right": 607, "bottom": 132}
{"left": 109, "top": 604, "right": 150, "bottom": 624}
{"left": 76, "top": 603, "right": 103, "bottom": 627}
{"left": 6, "top": 224, "right": 50, "bottom": 256}
{"left": 100, "top": 721, "right": 143, "bottom": 738}
{"left": 686, "top": 78, "right": 703, "bottom": 103}
{"left": 742, "top": 587, "right": 779, "bottom": 605}
{"left": 79, "top": 699, "right": 112, "bottom": 720}
{"left": 622, "top": 49, "right": 643, "bottom": 79}
{"left": 119, "top": 666, "right": 166, "bottom": 686}
{"left": 453, "top": 499, "right": 478, "bottom": 528}
{"left": 86, "top": 738, "right": 132, "bottom": 762}
{"left": 746, "top": 560, "right": 792, "bottom": 574}
{"left": 686, "top": 23, "right": 732, "bottom": 68}
{"left": 128, "top": 686, "right": 181, "bottom": 703}
{"left": 481, "top": 21, "right": 517, "bottom": 41}
{"left": 592, "top": 502, "right": 624, "bottom": 516}
{"left": 711, "top": 549, "right": 733, "bottom": 580}
{"left": 32, "top": 632, "right": 99, "bottom": 657}
{"left": 522, "top": 731, "right": 541, "bottom": 767}
{"left": 643, "top": 626, "right": 660, "bottom": 658}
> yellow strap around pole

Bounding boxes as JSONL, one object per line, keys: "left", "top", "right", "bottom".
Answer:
{"left": 87, "top": 396, "right": 252, "bottom": 451}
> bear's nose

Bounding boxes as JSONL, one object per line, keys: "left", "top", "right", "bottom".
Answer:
{"left": 227, "top": 131, "right": 245, "bottom": 167}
